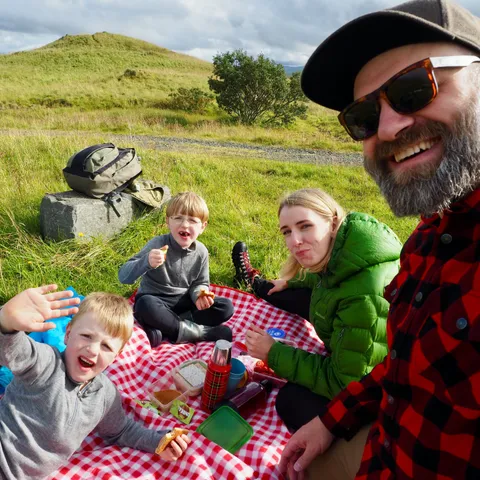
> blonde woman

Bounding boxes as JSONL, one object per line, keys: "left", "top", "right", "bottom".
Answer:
{"left": 232, "top": 188, "right": 402, "bottom": 431}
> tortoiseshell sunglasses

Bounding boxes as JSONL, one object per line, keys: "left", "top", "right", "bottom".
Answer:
{"left": 338, "top": 55, "right": 480, "bottom": 141}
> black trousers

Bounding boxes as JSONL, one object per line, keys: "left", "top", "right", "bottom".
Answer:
{"left": 252, "top": 277, "right": 311, "bottom": 320}
{"left": 275, "top": 382, "right": 331, "bottom": 433}
{"left": 252, "top": 279, "right": 329, "bottom": 431}
{"left": 134, "top": 292, "right": 234, "bottom": 342}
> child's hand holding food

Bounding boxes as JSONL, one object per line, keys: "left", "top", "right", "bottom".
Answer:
{"left": 195, "top": 288, "right": 215, "bottom": 310}
{"left": 148, "top": 245, "right": 169, "bottom": 269}
{"left": 156, "top": 427, "right": 191, "bottom": 461}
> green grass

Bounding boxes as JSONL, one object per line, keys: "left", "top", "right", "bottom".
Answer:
{"left": 0, "top": 32, "right": 360, "bottom": 152}
{"left": 0, "top": 133, "right": 418, "bottom": 302}
{"left": 0, "top": 35, "right": 418, "bottom": 302}
{"left": 0, "top": 33, "right": 212, "bottom": 107}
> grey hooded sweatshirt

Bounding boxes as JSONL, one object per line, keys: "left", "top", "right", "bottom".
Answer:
{"left": 0, "top": 330, "right": 168, "bottom": 480}
{"left": 118, "top": 233, "right": 210, "bottom": 304}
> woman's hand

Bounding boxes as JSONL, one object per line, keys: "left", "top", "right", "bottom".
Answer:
{"left": 245, "top": 325, "right": 276, "bottom": 361}
{"left": 267, "top": 279, "right": 288, "bottom": 295}
{"left": 158, "top": 433, "right": 191, "bottom": 461}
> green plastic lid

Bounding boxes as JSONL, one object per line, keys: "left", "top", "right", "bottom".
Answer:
{"left": 196, "top": 406, "right": 254, "bottom": 454}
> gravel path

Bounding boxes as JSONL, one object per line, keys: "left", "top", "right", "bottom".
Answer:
{"left": 113, "top": 134, "right": 364, "bottom": 166}
{"left": 0, "top": 128, "right": 363, "bottom": 166}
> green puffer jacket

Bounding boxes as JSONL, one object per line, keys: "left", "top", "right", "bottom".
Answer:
{"left": 267, "top": 212, "right": 402, "bottom": 399}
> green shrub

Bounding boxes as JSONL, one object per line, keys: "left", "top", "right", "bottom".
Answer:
{"left": 208, "top": 50, "right": 308, "bottom": 126}
{"left": 30, "top": 96, "right": 73, "bottom": 108}
{"left": 167, "top": 87, "right": 214, "bottom": 113}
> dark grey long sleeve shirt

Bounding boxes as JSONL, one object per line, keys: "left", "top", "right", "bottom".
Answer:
{"left": 0, "top": 331, "right": 168, "bottom": 480}
{"left": 118, "top": 233, "right": 210, "bottom": 303}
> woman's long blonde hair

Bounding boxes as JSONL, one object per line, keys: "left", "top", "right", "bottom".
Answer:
{"left": 278, "top": 188, "right": 346, "bottom": 281}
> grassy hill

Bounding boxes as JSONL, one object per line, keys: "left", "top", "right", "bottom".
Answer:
{"left": 0, "top": 32, "right": 213, "bottom": 109}
{"left": 0, "top": 32, "right": 358, "bottom": 152}
{"left": 0, "top": 34, "right": 418, "bottom": 300}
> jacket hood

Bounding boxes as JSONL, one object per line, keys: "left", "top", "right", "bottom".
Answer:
{"left": 323, "top": 212, "right": 402, "bottom": 288}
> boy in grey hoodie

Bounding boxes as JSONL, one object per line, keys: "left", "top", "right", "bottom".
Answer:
{"left": 0, "top": 286, "right": 190, "bottom": 480}
{"left": 119, "top": 192, "right": 233, "bottom": 347}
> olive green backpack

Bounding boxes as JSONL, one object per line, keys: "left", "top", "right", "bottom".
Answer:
{"left": 63, "top": 143, "right": 142, "bottom": 212}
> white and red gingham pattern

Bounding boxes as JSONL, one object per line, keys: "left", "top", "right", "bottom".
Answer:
{"left": 47, "top": 286, "right": 326, "bottom": 480}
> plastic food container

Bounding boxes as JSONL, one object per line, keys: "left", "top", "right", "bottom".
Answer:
{"left": 196, "top": 406, "right": 253, "bottom": 454}
{"left": 172, "top": 359, "right": 208, "bottom": 397}
{"left": 149, "top": 375, "right": 188, "bottom": 412}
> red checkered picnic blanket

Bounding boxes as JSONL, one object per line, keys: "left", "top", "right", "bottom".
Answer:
{"left": 47, "top": 286, "right": 326, "bottom": 480}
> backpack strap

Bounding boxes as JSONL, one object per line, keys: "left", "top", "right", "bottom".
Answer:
{"left": 103, "top": 170, "right": 143, "bottom": 217}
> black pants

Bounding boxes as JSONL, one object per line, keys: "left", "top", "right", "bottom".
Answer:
{"left": 252, "top": 277, "right": 311, "bottom": 320}
{"left": 252, "top": 279, "right": 328, "bottom": 431}
{"left": 275, "top": 382, "right": 331, "bottom": 433}
{"left": 134, "top": 292, "right": 234, "bottom": 342}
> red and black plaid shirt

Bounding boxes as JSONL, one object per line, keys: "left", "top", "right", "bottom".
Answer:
{"left": 320, "top": 188, "right": 480, "bottom": 479}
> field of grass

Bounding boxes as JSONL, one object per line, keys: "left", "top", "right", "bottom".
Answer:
{"left": 0, "top": 32, "right": 360, "bottom": 153}
{"left": 0, "top": 33, "right": 420, "bottom": 302}
{"left": 0, "top": 132, "right": 418, "bottom": 302}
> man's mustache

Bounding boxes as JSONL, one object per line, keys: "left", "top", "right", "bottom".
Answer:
{"left": 373, "top": 121, "right": 449, "bottom": 161}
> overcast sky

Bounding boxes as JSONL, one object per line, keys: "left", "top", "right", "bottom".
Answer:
{"left": 1, "top": 0, "right": 479, "bottom": 65}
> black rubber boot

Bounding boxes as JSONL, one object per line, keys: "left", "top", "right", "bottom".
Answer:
{"left": 176, "top": 320, "right": 232, "bottom": 344}
{"left": 144, "top": 327, "right": 163, "bottom": 348}
{"left": 232, "top": 241, "right": 261, "bottom": 288}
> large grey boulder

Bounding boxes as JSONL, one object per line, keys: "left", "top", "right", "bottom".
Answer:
{"left": 40, "top": 189, "right": 170, "bottom": 241}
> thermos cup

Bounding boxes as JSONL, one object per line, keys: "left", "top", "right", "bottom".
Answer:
{"left": 201, "top": 339, "right": 232, "bottom": 411}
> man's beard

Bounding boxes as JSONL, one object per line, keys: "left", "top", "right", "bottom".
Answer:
{"left": 363, "top": 106, "right": 480, "bottom": 217}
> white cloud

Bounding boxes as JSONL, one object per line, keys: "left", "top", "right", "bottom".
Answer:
{"left": 0, "top": 0, "right": 479, "bottom": 65}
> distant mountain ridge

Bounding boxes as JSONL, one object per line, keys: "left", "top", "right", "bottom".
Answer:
{"left": 283, "top": 65, "right": 303, "bottom": 76}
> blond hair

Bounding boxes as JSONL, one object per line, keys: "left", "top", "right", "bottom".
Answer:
{"left": 70, "top": 292, "right": 134, "bottom": 348}
{"left": 278, "top": 188, "right": 346, "bottom": 281}
{"left": 166, "top": 192, "right": 209, "bottom": 222}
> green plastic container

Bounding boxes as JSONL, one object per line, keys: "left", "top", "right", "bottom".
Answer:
{"left": 196, "top": 406, "right": 254, "bottom": 454}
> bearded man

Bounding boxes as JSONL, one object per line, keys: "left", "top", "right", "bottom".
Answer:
{"left": 279, "top": 1, "right": 480, "bottom": 479}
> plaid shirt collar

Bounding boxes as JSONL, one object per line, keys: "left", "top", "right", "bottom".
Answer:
{"left": 420, "top": 187, "right": 480, "bottom": 226}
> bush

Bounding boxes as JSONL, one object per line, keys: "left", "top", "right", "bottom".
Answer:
{"left": 167, "top": 87, "right": 214, "bottom": 113}
{"left": 208, "top": 50, "right": 308, "bottom": 126}
{"left": 30, "top": 96, "right": 73, "bottom": 108}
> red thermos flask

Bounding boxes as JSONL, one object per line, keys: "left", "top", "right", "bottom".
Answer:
{"left": 201, "top": 339, "right": 232, "bottom": 412}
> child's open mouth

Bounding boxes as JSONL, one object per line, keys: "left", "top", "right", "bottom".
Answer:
{"left": 78, "top": 356, "right": 95, "bottom": 369}
{"left": 179, "top": 231, "right": 190, "bottom": 238}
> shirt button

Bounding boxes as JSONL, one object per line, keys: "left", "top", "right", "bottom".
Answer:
{"left": 387, "top": 395, "right": 394, "bottom": 405}
{"left": 456, "top": 318, "right": 468, "bottom": 330}
{"left": 440, "top": 234, "right": 452, "bottom": 244}
{"left": 390, "top": 350, "right": 397, "bottom": 360}
{"left": 415, "top": 292, "right": 423, "bottom": 302}
{"left": 391, "top": 289, "right": 397, "bottom": 297}
{"left": 384, "top": 439, "right": 390, "bottom": 449}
